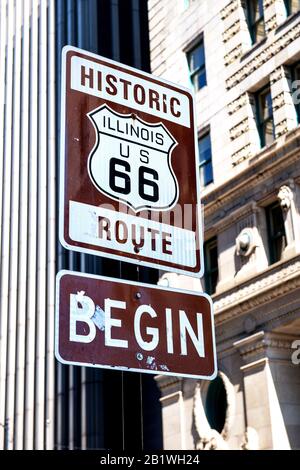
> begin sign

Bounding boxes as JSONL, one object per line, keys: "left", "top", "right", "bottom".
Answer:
{"left": 60, "top": 46, "right": 203, "bottom": 276}
{"left": 55, "top": 271, "right": 217, "bottom": 380}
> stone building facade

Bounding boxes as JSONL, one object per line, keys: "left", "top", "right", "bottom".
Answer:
{"left": 149, "top": 0, "right": 300, "bottom": 450}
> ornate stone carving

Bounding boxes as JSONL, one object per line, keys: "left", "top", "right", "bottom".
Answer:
{"left": 232, "top": 143, "right": 252, "bottom": 166}
{"left": 265, "top": 14, "right": 277, "bottom": 34}
{"left": 275, "top": 118, "right": 289, "bottom": 137}
{"left": 271, "top": 67, "right": 285, "bottom": 84}
{"left": 193, "top": 383, "right": 229, "bottom": 450}
{"left": 228, "top": 93, "right": 248, "bottom": 115}
{"left": 203, "top": 130, "right": 300, "bottom": 217}
{"left": 193, "top": 371, "right": 236, "bottom": 450}
{"left": 214, "top": 259, "right": 300, "bottom": 323}
{"left": 230, "top": 118, "right": 249, "bottom": 140}
{"left": 278, "top": 185, "right": 293, "bottom": 211}
{"left": 223, "top": 20, "right": 241, "bottom": 43}
{"left": 234, "top": 331, "right": 295, "bottom": 360}
{"left": 236, "top": 228, "right": 256, "bottom": 257}
{"left": 220, "top": 0, "right": 239, "bottom": 20}
{"left": 244, "top": 315, "right": 257, "bottom": 333}
{"left": 224, "top": 44, "right": 243, "bottom": 66}
{"left": 272, "top": 92, "right": 285, "bottom": 111}
{"left": 226, "top": 22, "right": 300, "bottom": 90}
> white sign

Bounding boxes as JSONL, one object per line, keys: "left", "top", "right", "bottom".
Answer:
{"left": 60, "top": 46, "right": 203, "bottom": 277}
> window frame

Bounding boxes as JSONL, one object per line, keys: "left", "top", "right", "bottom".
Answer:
{"left": 266, "top": 201, "right": 287, "bottom": 265}
{"left": 204, "top": 237, "right": 218, "bottom": 295}
{"left": 254, "top": 84, "right": 275, "bottom": 147}
{"left": 284, "top": 0, "right": 291, "bottom": 16}
{"left": 246, "top": 0, "right": 265, "bottom": 44}
{"left": 198, "top": 130, "right": 213, "bottom": 187}
{"left": 187, "top": 37, "right": 207, "bottom": 92}
{"left": 284, "top": 0, "right": 300, "bottom": 17}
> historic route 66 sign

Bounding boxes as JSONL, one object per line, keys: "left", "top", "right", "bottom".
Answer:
{"left": 88, "top": 105, "right": 178, "bottom": 212}
{"left": 60, "top": 46, "right": 203, "bottom": 276}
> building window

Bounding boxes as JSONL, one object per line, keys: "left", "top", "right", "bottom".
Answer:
{"left": 204, "top": 237, "right": 218, "bottom": 295}
{"left": 284, "top": 0, "right": 300, "bottom": 17}
{"left": 290, "top": 62, "right": 300, "bottom": 122}
{"left": 255, "top": 85, "right": 275, "bottom": 147}
{"left": 187, "top": 38, "right": 207, "bottom": 91}
{"left": 205, "top": 376, "right": 228, "bottom": 434}
{"left": 199, "top": 131, "right": 213, "bottom": 187}
{"left": 246, "top": 0, "right": 265, "bottom": 44}
{"left": 266, "top": 202, "right": 287, "bottom": 264}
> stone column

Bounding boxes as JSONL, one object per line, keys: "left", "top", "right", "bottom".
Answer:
{"left": 155, "top": 376, "right": 187, "bottom": 450}
{"left": 234, "top": 331, "right": 299, "bottom": 449}
{"left": 155, "top": 376, "right": 198, "bottom": 450}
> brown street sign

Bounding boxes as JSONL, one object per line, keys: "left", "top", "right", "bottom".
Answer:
{"left": 55, "top": 271, "right": 217, "bottom": 380}
{"left": 59, "top": 46, "right": 203, "bottom": 277}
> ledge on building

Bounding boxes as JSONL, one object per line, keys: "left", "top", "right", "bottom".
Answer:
{"left": 275, "top": 10, "right": 300, "bottom": 35}
{"left": 240, "top": 36, "right": 267, "bottom": 63}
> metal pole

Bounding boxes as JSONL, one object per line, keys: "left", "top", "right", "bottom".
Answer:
{"left": 35, "top": 0, "right": 48, "bottom": 449}
{"left": 6, "top": 0, "right": 22, "bottom": 450}
{"left": 45, "top": 0, "right": 57, "bottom": 450}
{"left": 24, "top": 0, "right": 39, "bottom": 449}
{"left": 15, "top": 0, "right": 30, "bottom": 450}
{"left": 0, "top": 0, "right": 13, "bottom": 450}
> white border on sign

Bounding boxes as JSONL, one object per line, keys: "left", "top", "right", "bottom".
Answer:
{"left": 59, "top": 45, "right": 204, "bottom": 278}
{"left": 55, "top": 270, "right": 217, "bottom": 381}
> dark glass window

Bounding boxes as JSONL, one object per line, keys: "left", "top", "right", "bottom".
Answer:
{"left": 187, "top": 38, "right": 206, "bottom": 91}
{"left": 284, "top": 0, "right": 300, "bottom": 16}
{"left": 204, "top": 237, "right": 218, "bottom": 295}
{"left": 266, "top": 202, "right": 287, "bottom": 265}
{"left": 199, "top": 132, "right": 213, "bottom": 187}
{"left": 246, "top": 0, "right": 265, "bottom": 44}
{"left": 205, "top": 376, "right": 228, "bottom": 434}
{"left": 255, "top": 85, "right": 275, "bottom": 147}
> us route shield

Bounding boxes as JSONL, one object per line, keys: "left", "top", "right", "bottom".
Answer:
{"left": 88, "top": 105, "right": 179, "bottom": 212}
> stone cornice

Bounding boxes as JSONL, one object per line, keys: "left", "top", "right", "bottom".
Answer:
{"left": 214, "top": 258, "right": 300, "bottom": 325}
{"left": 263, "top": 306, "right": 300, "bottom": 331}
{"left": 205, "top": 201, "right": 256, "bottom": 238}
{"left": 203, "top": 127, "right": 300, "bottom": 218}
{"left": 233, "top": 331, "right": 296, "bottom": 362}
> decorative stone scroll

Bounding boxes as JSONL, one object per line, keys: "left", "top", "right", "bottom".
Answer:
{"left": 236, "top": 228, "right": 257, "bottom": 257}
{"left": 277, "top": 185, "right": 293, "bottom": 211}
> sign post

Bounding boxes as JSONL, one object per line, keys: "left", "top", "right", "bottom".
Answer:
{"left": 57, "top": 46, "right": 217, "bottom": 380}
{"left": 60, "top": 46, "right": 203, "bottom": 277}
{"left": 55, "top": 271, "right": 217, "bottom": 380}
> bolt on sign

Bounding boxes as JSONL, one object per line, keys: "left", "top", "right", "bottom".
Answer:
{"left": 60, "top": 46, "right": 203, "bottom": 276}
{"left": 55, "top": 271, "right": 217, "bottom": 379}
